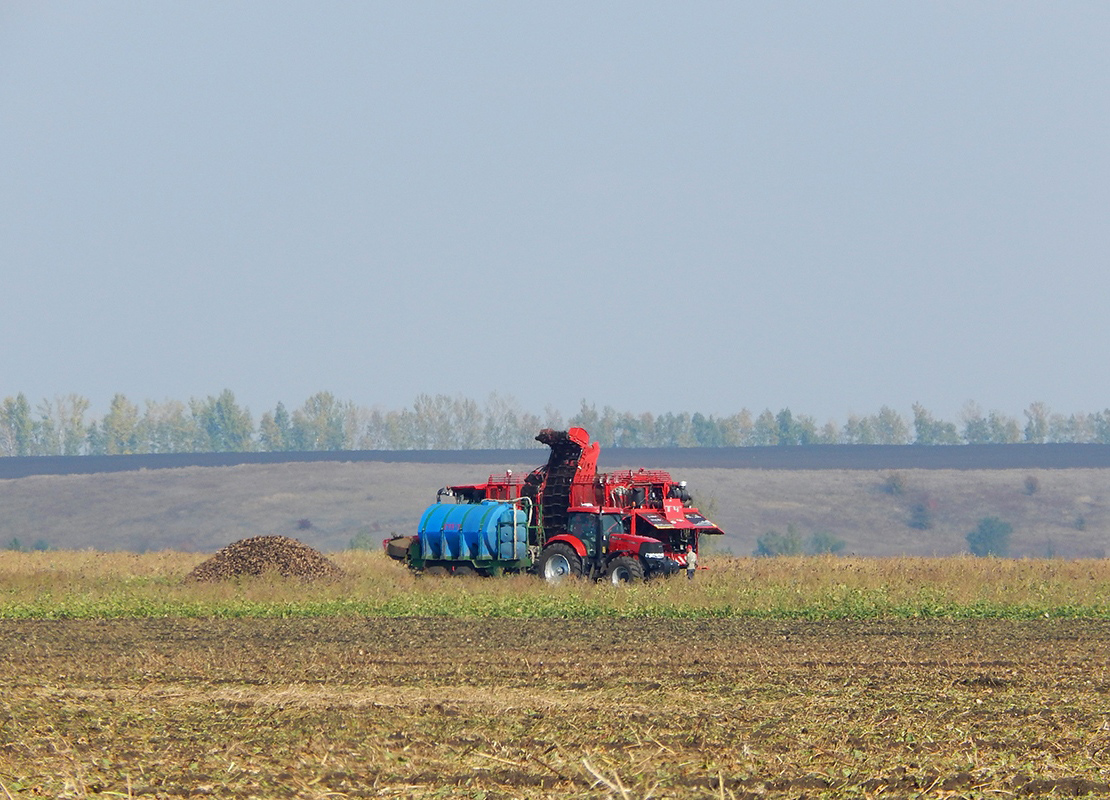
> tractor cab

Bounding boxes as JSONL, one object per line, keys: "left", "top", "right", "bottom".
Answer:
{"left": 564, "top": 507, "right": 624, "bottom": 556}
{"left": 540, "top": 505, "right": 671, "bottom": 582}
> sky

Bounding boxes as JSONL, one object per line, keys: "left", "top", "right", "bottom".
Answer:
{"left": 2, "top": 2, "right": 1108, "bottom": 425}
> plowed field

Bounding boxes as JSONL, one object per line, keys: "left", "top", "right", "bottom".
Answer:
{"left": 3, "top": 618, "right": 1109, "bottom": 798}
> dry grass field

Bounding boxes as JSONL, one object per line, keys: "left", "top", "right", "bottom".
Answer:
{"left": 3, "top": 549, "right": 1110, "bottom": 620}
{"left": 1, "top": 461, "right": 1108, "bottom": 557}
{"left": 2, "top": 553, "right": 1110, "bottom": 797}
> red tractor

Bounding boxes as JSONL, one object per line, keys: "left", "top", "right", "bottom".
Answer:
{"left": 386, "top": 427, "right": 724, "bottom": 583}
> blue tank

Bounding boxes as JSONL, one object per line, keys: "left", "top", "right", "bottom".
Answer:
{"left": 417, "top": 500, "right": 529, "bottom": 563}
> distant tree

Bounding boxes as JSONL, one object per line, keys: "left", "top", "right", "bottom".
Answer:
{"left": 391, "top": 408, "right": 419, "bottom": 449}
{"left": 845, "top": 408, "right": 908, "bottom": 444}
{"left": 450, "top": 395, "right": 484, "bottom": 449}
{"left": 908, "top": 494, "right": 936, "bottom": 530}
{"left": 484, "top": 394, "right": 541, "bottom": 449}
{"left": 591, "top": 405, "right": 619, "bottom": 449}
{"left": 1023, "top": 402, "right": 1050, "bottom": 443}
{"left": 754, "top": 526, "right": 804, "bottom": 556}
{"left": 100, "top": 394, "right": 142, "bottom": 454}
{"left": 769, "top": 409, "right": 819, "bottom": 446}
{"left": 610, "top": 411, "right": 642, "bottom": 447}
{"left": 7, "top": 536, "right": 46, "bottom": 552}
{"left": 261, "top": 402, "right": 294, "bottom": 451}
{"left": 874, "top": 406, "right": 910, "bottom": 444}
{"left": 1094, "top": 410, "right": 1110, "bottom": 445}
{"left": 842, "top": 414, "right": 877, "bottom": 444}
{"left": 882, "top": 472, "right": 907, "bottom": 495}
{"left": 361, "top": 407, "right": 406, "bottom": 449}
{"left": 484, "top": 393, "right": 527, "bottom": 449}
{"left": 567, "top": 400, "right": 600, "bottom": 441}
{"left": 967, "top": 516, "right": 1013, "bottom": 557}
{"left": 795, "top": 413, "right": 819, "bottom": 444}
{"left": 1071, "top": 413, "right": 1096, "bottom": 443}
{"left": 33, "top": 398, "right": 61, "bottom": 455}
{"left": 408, "top": 393, "right": 486, "bottom": 449}
{"left": 143, "top": 399, "right": 196, "bottom": 453}
{"left": 57, "top": 394, "right": 91, "bottom": 455}
{"left": 654, "top": 411, "right": 694, "bottom": 447}
{"left": 719, "top": 410, "right": 754, "bottom": 446}
{"left": 806, "top": 531, "right": 846, "bottom": 555}
{"left": 751, "top": 410, "right": 778, "bottom": 446}
{"left": 817, "top": 420, "right": 840, "bottom": 445}
{"left": 257, "top": 411, "right": 278, "bottom": 451}
{"left": 292, "top": 392, "right": 348, "bottom": 450}
{"left": 411, "top": 393, "right": 454, "bottom": 449}
{"left": 911, "top": 404, "right": 931, "bottom": 444}
{"left": 520, "top": 411, "right": 543, "bottom": 446}
{"left": 607, "top": 411, "right": 637, "bottom": 447}
{"left": 348, "top": 531, "right": 379, "bottom": 550}
{"left": 912, "top": 403, "right": 961, "bottom": 445}
{"left": 14, "top": 390, "right": 1110, "bottom": 455}
{"left": 1049, "top": 412, "right": 1095, "bottom": 444}
{"left": 961, "top": 402, "right": 991, "bottom": 444}
{"left": 85, "top": 420, "right": 105, "bottom": 455}
{"left": 960, "top": 404, "right": 1021, "bottom": 444}
{"left": 775, "top": 408, "right": 800, "bottom": 445}
{"left": 987, "top": 411, "right": 1022, "bottom": 443}
{"left": 691, "top": 412, "right": 723, "bottom": 447}
{"left": 0, "top": 393, "right": 34, "bottom": 456}
{"left": 191, "top": 390, "right": 254, "bottom": 452}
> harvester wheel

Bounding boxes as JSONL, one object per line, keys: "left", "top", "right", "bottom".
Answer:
{"left": 537, "top": 543, "right": 582, "bottom": 584}
{"left": 424, "top": 565, "right": 449, "bottom": 577}
{"left": 606, "top": 556, "right": 644, "bottom": 585}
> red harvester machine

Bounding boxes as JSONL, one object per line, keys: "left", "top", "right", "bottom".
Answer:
{"left": 384, "top": 427, "right": 724, "bottom": 583}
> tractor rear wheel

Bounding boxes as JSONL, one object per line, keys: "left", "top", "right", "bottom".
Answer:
{"left": 537, "top": 543, "right": 582, "bottom": 584}
{"left": 606, "top": 556, "right": 644, "bottom": 585}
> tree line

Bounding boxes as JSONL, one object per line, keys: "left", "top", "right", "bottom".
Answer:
{"left": 1, "top": 391, "right": 1109, "bottom": 457}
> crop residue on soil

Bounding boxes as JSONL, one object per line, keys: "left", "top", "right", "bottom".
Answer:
{"left": 185, "top": 535, "right": 343, "bottom": 581}
{"left": 2, "top": 618, "right": 1109, "bottom": 799}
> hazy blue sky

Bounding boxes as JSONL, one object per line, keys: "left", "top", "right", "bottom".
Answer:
{"left": 2, "top": 2, "right": 1108, "bottom": 424}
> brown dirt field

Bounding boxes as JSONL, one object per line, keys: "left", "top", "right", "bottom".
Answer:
{"left": 2, "top": 618, "right": 1110, "bottom": 798}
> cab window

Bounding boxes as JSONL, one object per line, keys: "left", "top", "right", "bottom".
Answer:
{"left": 567, "top": 512, "right": 600, "bottom": 552}
{"left": 601, "top": 514, "right": 625, "bottom": 539}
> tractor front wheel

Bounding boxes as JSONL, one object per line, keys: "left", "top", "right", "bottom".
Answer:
{"left": 605, "top": 556, "right": 644, "bottom": 585}
{"left": 537, "top": 543, "right": 582, "bottom": 584}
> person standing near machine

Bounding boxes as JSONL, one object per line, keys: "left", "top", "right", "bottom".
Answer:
{"left": 685, "top": 545, "right": 698, "bottom": 580}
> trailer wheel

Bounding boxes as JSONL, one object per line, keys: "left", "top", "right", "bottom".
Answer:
{"left": 606, "top": 556, "right": 644, "bottom": 585}
{"left": 424, "top": 565, "right": 449, "bottom": 577}
{"left": 453, "top": 565, "right": 479, "bottom": 577}
{"left": 537, "top": 543, "right": 582, "bottom": 584}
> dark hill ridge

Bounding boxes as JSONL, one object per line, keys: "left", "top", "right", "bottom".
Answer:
{"left": 4, "top": 443, "right": 1110, "bottom": 479}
